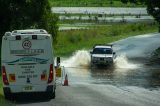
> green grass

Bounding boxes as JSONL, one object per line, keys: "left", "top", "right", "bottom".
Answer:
{"left": 55, "top": 23, "right": 158, "bottom": 56}
{"left": 0, "top": 96, "right": 14, "bottom": 106}
{"left": 0, "top": 76, "right": 3, "bottom": 95}
{"left": 49, "top": 0, "right": 145, "bottom": 7}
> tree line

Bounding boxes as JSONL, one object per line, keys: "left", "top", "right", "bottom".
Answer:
{"left": 0, "top": 0, "right": 58, "bottom": 43}
{"left": 121, "top": 0, "right": 160, "bottom": 32}
{"left": 0, "top": 0, "right": 159, "bottom": 43}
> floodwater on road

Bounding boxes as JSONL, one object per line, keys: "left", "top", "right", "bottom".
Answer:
{"left": 52, "top": 7, "right": 147, "bottom": 15}
{"left": 62, "top": 33, "right": 160, "bottom": 89}
{"left": 56, "top": 7, "right": 153, "bottom": 31}
{"left": 59, "top": 15, "right": 153, "bottom": 24}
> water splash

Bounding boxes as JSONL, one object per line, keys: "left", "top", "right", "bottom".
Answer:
{"left": 114, "top": 54, "right": 139, "bottom": 69}
{"left": 62, "top": 50, "right": 139, "bottom": 70}
{"left": 62, "top": 50, "right": 91, "bottom": 68}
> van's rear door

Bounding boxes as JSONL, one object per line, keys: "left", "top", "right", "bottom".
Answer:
{"left": 6, "top": 35, "right": 53, "bottom": 86}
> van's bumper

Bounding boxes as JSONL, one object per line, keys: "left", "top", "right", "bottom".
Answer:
{"left": 3, "top": 84, "right": 55, "bottom": 93}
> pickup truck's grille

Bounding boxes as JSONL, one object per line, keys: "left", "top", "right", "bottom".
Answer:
{"left": 106, "top": 57, "right": 112, "bottom": 60}
{"left": 100, "top": 58, "right": 104, "bottom": 61}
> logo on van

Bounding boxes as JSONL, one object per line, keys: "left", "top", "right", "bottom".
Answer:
{"left": 22, "top": 40, "right": 31, "bottom": 49}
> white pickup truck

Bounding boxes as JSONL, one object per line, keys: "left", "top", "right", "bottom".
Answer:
{"left": 90, "top": 44, "right": 116, "bottom": 67}
{"left": 1, "top": 29, "right": 56, "bottom": 99}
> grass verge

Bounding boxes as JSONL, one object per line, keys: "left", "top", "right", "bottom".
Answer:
{"left": 0, "top": 96, "right": 14, "bottom": 106}
{"left": 49, "top": 0, "right": 145, "bottom": 7}
{"left": 55, "top": 23, "right": 158, "bottom": 56}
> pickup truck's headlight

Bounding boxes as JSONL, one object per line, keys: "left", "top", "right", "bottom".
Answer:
{"left": 92, "top": 57, "right": 98, "bottom": 60}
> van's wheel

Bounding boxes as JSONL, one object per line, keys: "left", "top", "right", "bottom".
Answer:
{"left": 48, "top": 89, "right": 55, "bottom": 99}
{"left": 4, "top": 92, "right": 10, "bottom": 100}
{"left": 4, "top": 91, "right": 13, "bottom": 100}
{"left": 3, "top": 88, "right": 13, "bottom": 100}
{"left": 52, "top": 89, "right": 56, "bottom": 99}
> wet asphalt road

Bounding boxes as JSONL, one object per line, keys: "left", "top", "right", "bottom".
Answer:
{"left": 16, "top": 82, "right": 160, "bottom": 106}
{"left": 15, "top": 64, "right": 160, "bottom": 106}
{"left": 16, "top": 85, "right": 133, "bottom": 106}
{"left": 16, "top": 33, "right": 160, "bottom": 106}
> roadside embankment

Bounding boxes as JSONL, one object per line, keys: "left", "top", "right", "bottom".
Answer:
{"left": 55, "top": 23, "right": 158, "bottom": 56}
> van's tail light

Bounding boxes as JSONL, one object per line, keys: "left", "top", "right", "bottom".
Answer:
{"left": 2, "top": 66, "right": 9, "bottom": 85}
{"left": 48, "top": 64, "right": 54, "bottom": 84}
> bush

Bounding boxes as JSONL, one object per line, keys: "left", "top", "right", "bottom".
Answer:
{"left": 109, "top": 26, "right": 121, "bottom": 36}
{"left": 130, "top": 24, "right": 137, "bottom": 31}
{"left": 137, "top": 24, "right": 143, "bottom": 31}
{"left": 68, "top": 34, "right": 82, "bottom": 43}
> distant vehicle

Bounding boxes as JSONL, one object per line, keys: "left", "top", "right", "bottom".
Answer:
{"left": 90, "top": 44, "right": 116, "bottom": 67}
{"left": 1, "top": 29, "right": 56, "bottom": 99}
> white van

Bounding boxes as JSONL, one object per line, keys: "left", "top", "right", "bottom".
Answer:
{"left": 1, "top": 29, "right": 56, "bottom": 99}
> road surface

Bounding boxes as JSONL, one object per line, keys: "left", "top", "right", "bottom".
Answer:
{"left": 16, "top": 33, "right": 160, "bottom": 106}
{"left": 16, "top": 84, "right": 160, "bottom": 106}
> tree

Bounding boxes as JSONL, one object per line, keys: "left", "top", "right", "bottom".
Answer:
{"left": 121, "top": 0, "right": 160, "bottom": 32}
{"left": 146, "top": 0, "right": 160, "bottom": 32}
{"left": 0, "top": 0, "right": 58, "bottom": 43}
{"left": 121, "top": 0, "right": 128, "bottom": 4}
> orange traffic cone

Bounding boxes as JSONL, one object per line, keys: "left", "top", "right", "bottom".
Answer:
{"left": 63, "top": 74, "right": 69, "bottom": 86}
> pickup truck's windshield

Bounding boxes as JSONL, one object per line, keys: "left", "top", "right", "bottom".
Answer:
{"left": 93, "top": 48, "right": 112, "bottom": 54}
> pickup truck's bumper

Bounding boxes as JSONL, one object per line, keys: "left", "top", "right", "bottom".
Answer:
{"left": 91, "top": 58, "right": 113, "bottom": 65}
